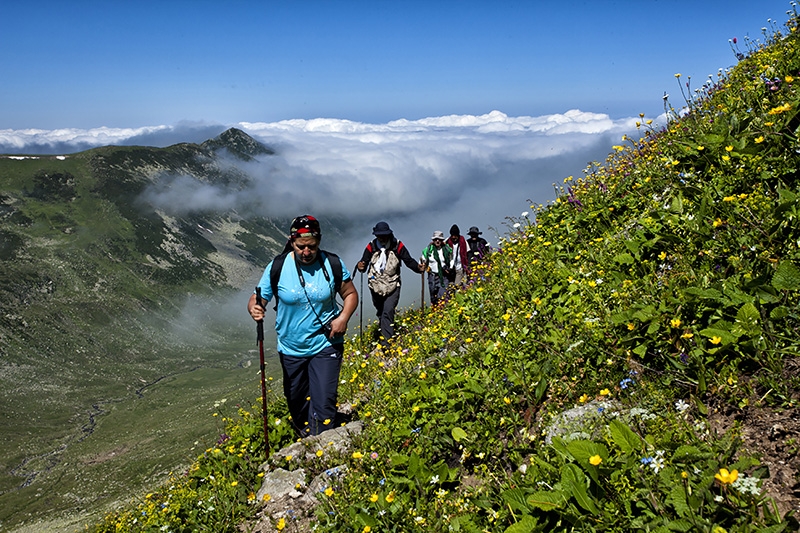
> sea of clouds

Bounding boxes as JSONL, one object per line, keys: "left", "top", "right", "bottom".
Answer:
{"left": 1, "top": 110, "right": 649, "bottom": 285}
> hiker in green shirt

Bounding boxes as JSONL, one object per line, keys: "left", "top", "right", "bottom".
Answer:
{"left": 420, "top": 230, "right": 453, "bottom": 306}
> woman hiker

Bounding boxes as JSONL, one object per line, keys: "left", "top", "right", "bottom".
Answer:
{"left": 247, "top": 215, "right": 358, "bottom": 438}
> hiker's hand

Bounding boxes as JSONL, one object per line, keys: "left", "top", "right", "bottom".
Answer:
{"left": 329, "top": 315, "right": 348, "bottom": 338}
{"left": 249, "top": 303, "right": 265, "bottom": 321}
{"left": 357, "top": 261, "right": 365, "bottom": 272}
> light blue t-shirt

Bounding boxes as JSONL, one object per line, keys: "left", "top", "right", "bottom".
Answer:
{"left": 256, "top": 252, "right": 351, "bottom": 357}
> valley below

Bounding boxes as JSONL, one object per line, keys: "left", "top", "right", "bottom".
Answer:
{"left": 1, "top": 326, "right": 282, "bottom": 533}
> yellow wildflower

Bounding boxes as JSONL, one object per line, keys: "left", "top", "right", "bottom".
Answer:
{"left": 386, "top": 490, "right": 396, "bottom": 503}
{"left": 671, "top": 318, "right": 682, "bottom": 328}
{"left": 352, "top": 451, "right": 364, "bottom": 459}
{"left": 725, "top": 145, "right": 734, "bottom": 152}
{"left": 600, "top": 388, "right": 611, "bottom": 396}
{"left": 627, "top": 323, "right": 635, "bottom": 331}
{"left": 276, "top": 517, "right": 286, "bottom": 531}
{"left": 324, "top": 487, "right": 334, "bottom": 497}
{"left": 589, "top": 455, "right": 602, "bottom": 466}
{"left": 503, "top": 397, "right": 511, "bottom": 404}
{"left": 369, "top": 493, "right": 379, "bottom": 502}
{"left": 363, "top": 527, "right": 372, "bottom": 533}
{"left": 681, "top": 332, "right": 694, "bottom": 339}
{"left": 710, "top": 336, "right": 722, "bottom": 345}
{"left": 715, "top": 468, "right": 739, "bottom": 484}
{"left": 755, "top": 136, "right": 764, "bottom": 143}
{"left": 579, "top": 394, "right": 590, "bottom": 403}
{"left": 316, "top": 449, "right": 324, "bottom": 457}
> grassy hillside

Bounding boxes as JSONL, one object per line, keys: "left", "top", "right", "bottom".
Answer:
{"left": 97, "top": 11, "right": 798, "bottom": 533}
{"left": 0, "top": 130, "right": 294, "bottom": 530}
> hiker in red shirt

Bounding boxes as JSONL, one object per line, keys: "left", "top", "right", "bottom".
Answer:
{"left": 446, "top": 224, "right": 469, "bottom": 288}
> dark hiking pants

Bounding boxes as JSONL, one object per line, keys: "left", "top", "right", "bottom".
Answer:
{"left": 371, "top": 286, "right": 401, "bottom": 344}
{"left": 280, "top": 343, "right": 343, "bottom": 437}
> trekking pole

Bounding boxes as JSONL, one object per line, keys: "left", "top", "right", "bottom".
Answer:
{"left": 359, "top": 269, "right": 364, "bottom": 339}
{"left": 255, "top": 287, "right": 270, "bottom": 460}
{"left": 420, "top": 268, "right": 425, "bottom": 311}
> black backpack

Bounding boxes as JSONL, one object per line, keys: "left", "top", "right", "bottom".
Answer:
{"left": 267, "top": 250, "right": 343, "bottom": 310}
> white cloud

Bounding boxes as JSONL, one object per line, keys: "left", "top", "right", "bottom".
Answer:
{"left": 0, "top": 110, "right": 647, "bottom": 282}
{"left": 233, "top": 110, "right": 640, "bottom": 225}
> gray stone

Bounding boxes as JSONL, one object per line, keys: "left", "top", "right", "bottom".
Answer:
{"left": 256, "top": 467, "right": 307, "bottom": 503}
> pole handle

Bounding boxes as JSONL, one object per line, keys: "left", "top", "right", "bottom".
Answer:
{"left": 255, "top": 286, "right": 265, "bottom": 343}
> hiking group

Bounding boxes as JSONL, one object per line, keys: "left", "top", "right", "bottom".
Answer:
{"left": 247, "top": 215, "right": 490, "bottom": 440}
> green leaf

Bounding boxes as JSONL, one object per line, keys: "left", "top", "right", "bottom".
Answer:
{"left": 671, "top": 445, "right": 710, "bottom": 462}
{"left": 501, "top": 488, "right": 532, "bottom": 513}
{"left": 609, "top": 419, "right": 642, "bottom": 454}
{"left": 700, "top": 321, "right": 739, "bottom": 344}
{"left": 682, "top": 287, "right": 723, "bottom": 300}
{"left": 613, "top": 252, "right": 635, "bottom": 265}
{"left": 565, "top": 440, "right": 608, "bottom": 463}
{"left": 668, "top": 483, "right": 691, "bottom": 518}
{"left": 451, "top": 427, "right": 468, "bottom": 442}
{"left": 770, "top": 306, "right": 789, "bottom": 320}
{"left": 561, "top": 463, "right": 600, "bottom": 515}
{"left": 735, "top": 302, "right": 761, "bottom": 335}
{"left": 504, "top": 515, "right": 540, "bottom": 533}
{"left": 633, "top": 343, "right": 648, "bottom": 356}
{"left": 526, "top": 490, "right": 568, "bottom": 510}
{"left": 772, "top": 261, "right": 800, "bottom": 290}
{"left": 669, "top": 195, "right": 684, "bottom": 214}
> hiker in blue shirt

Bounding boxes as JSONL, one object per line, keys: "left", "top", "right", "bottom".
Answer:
{"left": 247, "top": 215, "right": 358, "bottom": 437}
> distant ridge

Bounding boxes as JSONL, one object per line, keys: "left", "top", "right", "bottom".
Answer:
{"left": 201, "top": 127, "right": 274, "bottom": 160}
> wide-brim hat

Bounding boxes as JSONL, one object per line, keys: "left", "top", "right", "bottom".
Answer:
{"left": 432, "top": 230, "right": 445, "bottom": 240}
{"left": 372, "top": 221, "right": 393, "bottom": 236}
{"left": 468, "top": 226, "right": 482, "bottom": 235}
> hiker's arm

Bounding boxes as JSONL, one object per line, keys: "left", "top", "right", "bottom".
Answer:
{"left": 356, "top": 246, "right": 371, "bottom": 272}
{"left": 329, "top": 279, "right": 358, "bottom": 337}
{"left": 399, "top": 244, "right": 423, "bottom": 273}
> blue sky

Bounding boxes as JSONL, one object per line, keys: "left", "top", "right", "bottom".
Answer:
{"left": 2, "top": 0, "right": 792, "bottom": 129}
{"left": 1, "top": 1, "right": 795, "bottom": 285}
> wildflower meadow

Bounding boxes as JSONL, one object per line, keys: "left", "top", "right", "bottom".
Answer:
{"left": 93, "top": 6, "right": 800, "bottom": 533}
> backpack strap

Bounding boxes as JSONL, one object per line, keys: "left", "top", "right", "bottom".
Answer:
{"left": 324, "top": 250, "right": 344, "bottom": 293}
{"left": 269, "top": 252, "right": 289, "bottom": 311}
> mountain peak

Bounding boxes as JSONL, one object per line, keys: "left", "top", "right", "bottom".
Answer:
{"left": 201, "top": 128, "right": 274, "bottom": 160}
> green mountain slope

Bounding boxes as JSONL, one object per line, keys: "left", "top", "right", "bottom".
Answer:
{"left": 0, "top": 129, "right": 290, "bottom": 530}
{"left": 91, "top": 10, "right": 800, "bottom": 533}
